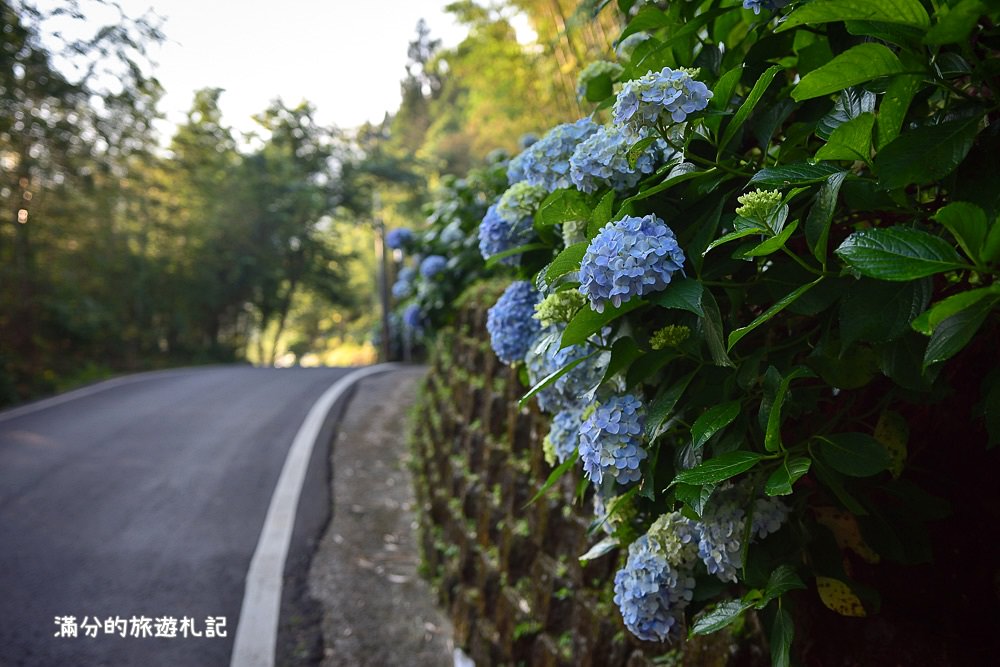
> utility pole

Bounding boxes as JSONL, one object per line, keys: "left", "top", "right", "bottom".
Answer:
{"left": 373, "top": 191, "right": 392, "bottom": 362}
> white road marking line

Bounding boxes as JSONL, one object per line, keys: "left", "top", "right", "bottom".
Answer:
{"left": 229, "top": 363, "right": 397, "bottom": 667}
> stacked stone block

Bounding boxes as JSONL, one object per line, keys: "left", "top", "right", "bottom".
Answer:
{"left": 410, "top": 290, "right": 685, "bottom": 667}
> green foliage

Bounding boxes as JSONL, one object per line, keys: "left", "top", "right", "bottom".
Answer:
{"left": 438, "top": 0, "right": 1000, "bottom": 663}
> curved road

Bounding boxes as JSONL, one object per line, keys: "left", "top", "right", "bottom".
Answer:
{"left": 0, "top": 366, "right": 353, "bottom": 666}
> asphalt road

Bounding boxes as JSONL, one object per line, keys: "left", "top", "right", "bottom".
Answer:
{"left": 0, "top": 365, "right": 352, "bottom": 667}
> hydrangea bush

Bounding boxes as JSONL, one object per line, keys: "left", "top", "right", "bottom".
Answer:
{"left": 463, "top": 1, "right": 1000, "bottom": 663}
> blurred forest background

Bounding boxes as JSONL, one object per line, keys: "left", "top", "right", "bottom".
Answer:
{"left": 0, "top": 0, "right": 619, "bottom": 406}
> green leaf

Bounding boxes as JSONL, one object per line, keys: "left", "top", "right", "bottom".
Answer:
{"left": 691, "top": 401, "right": 741, "bottom": 451}
{"left": 674, "top": 482, "right": 716, "bottom": 517}
{"left": 544, "top": 242, "right": 588, "bottom": 283}
{"left": 719, "top": 65, "right": 783, "bottom": 154}
{"left": 777, "top": 0, "right": 930, "bottom": 33}
{"left": 984, "top": 217, "right": 1000, "bottom": 265}
{"left": 924, "top": 0, "right": 986, "bottom": 46}
{"left": 484, "top": 242, "right": 549, "bottom": 268}
{"left": 587, "top": 190, "right": 616, "bottom": 238}
{"left": 728, "top": 278, "right": 823, "bottom": 351}
{"left": 537, "top": 188, "right": 592, "bottom": 230}
{"left": 646, "top": 372, "right": 694, "bottom": 440}
{"left": 932, "top": 201, "right": 988, "bottom": 264}
{"left": 805, "top": 171, "right": 848, "bottom": 262}
{"left": 840, "top": 277, "right": 932, "bottom": 346}
{"left": 706, "top": 65, "right": 743, "bottom": 134}
{"left": 765, "top": 367, "right": 813, "bottom": 452}
{"left": 673, "top": 451, "right": 764, "bottom": 485}
{"left": 911, "top": 285, "right": 1000, "bottom": 335}
{"left": 601, "top": 336, "right": 644, "bottom": 384}
{"left": 835, "top": 227, "right": 967, "bottom": 280}
{"left": 792, "top": 44, "right": 906, "bottom": 102}
{"left": 816, "top": 89, "right": 876, "bottom": 141}
{"left": 704, "top": 226, "right": 767, "bottom": 256}
{"left": 876, "top": 75, "right": 923, "bottom": 149}
{"left": 584, "top": 73, "right": 614, "bottom": 102}
{"left": 562, "top": 298, "right": 644, "bottom": 348}
{"left": 765, "top": 456, "right": 812, "bottom": 496}
{"left": 748, "top": 162, "right": 844, "bottom": 187}
{"left": 758, "top": 566, "right": 807, "bottom": 608}
{"left": 874, "top": 114, "right": 983, "bottom": 190}
{"left": 771, "top": 606, "right": 794, "bottom": 667}
{"left": 524, "top": 452, "right": 578, "bottom": 507}
{"left": 627, "top": 136, "right": 658, "bottom": 169}
{"left": 700, "top": 289, "right": 734, "bottom": 367}
{"left": 815, "top": 433, "right": 891, "bottom": 477}
{"left": 619, "top": 4, "right": 670, "bottom": 41}
{"left": 923, "top": 295, "right": 997, "bottom": 368}
{"left": 690, "top": 600, "right": 752, "bottom": 636}
{"left": 815, "top": 113, "right": 875, "bottom": 162}
{"left": 648, "top": 277, "right": 704, "bottom": 316}
{"left": 743, "top": 219, "right": 799, "bottom": 258}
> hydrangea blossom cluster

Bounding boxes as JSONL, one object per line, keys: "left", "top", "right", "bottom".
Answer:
{"left": 496, "top": 181, "right": 547, "bottom": 226}
{"left": 543, "top": 407, "right": 584, "bottom": 464}
{"left": 402, "top": 303, "right": 423, "bottom": 330}
{"left": 694, "top": 497, "right": 747, "bottom": 583}
{"left": 579, "top": 214, "right": 686, "bottom": 313}
{"left": 518, "top": 118, "right": 599, "bottom": 192}
{"left": 533, "top": 289, "right": 586, "bottom": 328}
{"left": 612, "top": 67, "right": 712, "bottom": 135}
{"left": 613, "top": 535, "right": 695, "bottom": 641}
{"left": 569, "top": 124, "right": 669, "bottom": 194}
{"left": 478, "top": 204, "right": 534, "bottom": 266}
{"left": 391, "top": 267, "right": 416, "bottom": 300}
{"left": 751, "top": 496, "right": 791, "bottom": 539}
{"left": 385, "top": 227, "right": 413, "bottom": 250}
{"left": 525, "top": 329, "right": 604, "bottom": 414}
{"left": 419, "top": 255, "right": 447, "bottom": 279}
{"left": 579, "top": 394, "right": 647, "bottom": 485}
{"left": 743, "top": 0, "right": 790, "bottom": 14}
{"left": 486, "top": 281, "right": 543, "bottom": 364}
{"left": 647, "top": 511, "right": 700, "bottom": 568}
{"left": 576, "top": 60, "right": 624, "bottom": 99}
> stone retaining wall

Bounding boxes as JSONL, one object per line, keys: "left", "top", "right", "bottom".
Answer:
{"left": 409, "top": 285, "right": 738, "bottom": 667}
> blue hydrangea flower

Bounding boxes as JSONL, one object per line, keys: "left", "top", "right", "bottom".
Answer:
{"left": 487, "top": 281, "right": 543, "bottom": 364}
{"left": 693, "top": 496, "right": 746, "bottom": 583}
{"left": 570, "top": 124, "right": 670, "bottom": 194}
{"left": 386, "top": 228, "right": 413, "bottom": 250}
{"left": 546, "top": 407, "right": 584, "bottom": 464}
{"left": 579, "top": 214, "right": 686, "bottom": 313}
{"left": 743, "top": 0, "right": 789, "bottom": 14}
{"left": 402, "top": 304, "right": 423, "bottom": 330}
{"left": 613, "top": 535, "right": 695, "bottom": 642}
{"left": 496, "top": 181, "right": 547, "bottom": 225}
{"left": 507, "top": 150, "right": 530, "bottom": 185}
{"left": 478, "top": 203, "right": 535, "bottom": 266}
{"left": 419, "top": 254, "right": 447, "bottom": 279}
{"left": 525, "top": 328, "right": 604, "bottom": 414}
{"left": 391, "top": 279, "right": 412, "bottom": 300}
{"left": 579, "top": 394, "right": 647, "bottom": 485}
{"left": 519, "top": 118, "right": 600, "bottom": 192}
{"left": 750, "top": 497, "right": 790, "bottom": 539}
{"left": 612, "top": 67, "right": 712, "bottom": 135}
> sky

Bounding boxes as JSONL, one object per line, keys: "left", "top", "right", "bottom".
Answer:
{"left": 98, "top": 1, "right": 472, "bottom": 142}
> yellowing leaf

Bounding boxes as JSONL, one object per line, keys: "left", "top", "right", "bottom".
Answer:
{"left": 816, "top": 576, "right": 867, "bottom": 617}
{"left": 814, "top": 507, "right": 880, "bottom": 563}
{"left": 874, "top": 410, "right": 909, "bottom": 478}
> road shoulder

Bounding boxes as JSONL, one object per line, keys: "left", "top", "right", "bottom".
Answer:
{"left": 306, "top": 366, "right": 454, "bottom": 667}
